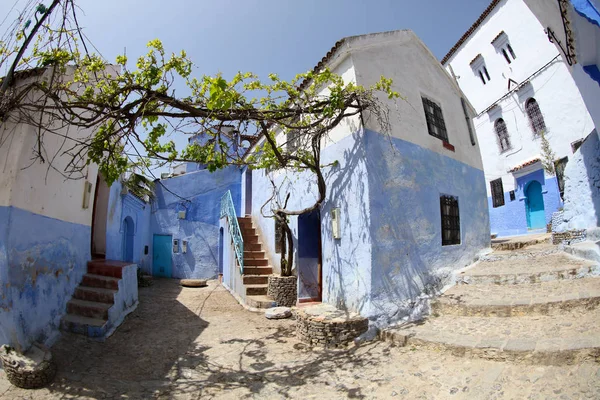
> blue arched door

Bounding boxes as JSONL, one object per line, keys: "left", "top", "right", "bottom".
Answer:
{"left": 526, "top": 181, "right": 545, "bottom": 229}
{"left": 122, "top": 216, "right": 135, "bottom": 262}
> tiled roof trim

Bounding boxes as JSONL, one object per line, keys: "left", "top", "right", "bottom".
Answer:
{"left": 297, "top": 39, "right": 346, "bottom": 92}
{"left": 509, "top": 157, "right": 541, "bottom": 173}
{"left": 0, "top": 67, "right": 46, "bottom": 88}
{"left": 491, "top": 30, "right": 506, "bottom": 44}
{"left": 469, "top": 54, "right": 483, "bottom": 65}
{"left": 441, "top": 0, "right": 502, "bottom": 64}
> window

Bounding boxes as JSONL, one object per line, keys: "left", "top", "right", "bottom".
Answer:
{"left": 509, "top": 190, "right": 516, "bottom": 201}
{"left": 440, "top": 195, "right": 460, "bottom": 246}
{"left": 526, "top": 98, "right": 546, "bottom": 135}
{"left": 274, "top": 219, "right": 282, "bottom": 253}
{"left": 490, "top": 178, "right": 505, "bottom": 208}
{"left": 492, "top": 31, "right": 516, "bottom": 64}
{"left": 494, "top": 118, "right": 511, "bottom": 153}
{"left": 422, "top": 97, "right": 448, "bottom": 142}
{"left": 554, "top": 157, "right": 568, "bottom": 200}
{"left": 460, "top": 97, "right": 477, "bottom": 146}
{"left": 470, "top": 54, "right": 491, "bottom": 85}
{"left": 507, "top": 43, "right": 516, "bottom": 60}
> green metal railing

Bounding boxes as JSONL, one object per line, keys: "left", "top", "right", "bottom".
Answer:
{"left": 220, "top": 190, "right": 244, "bottom": 273}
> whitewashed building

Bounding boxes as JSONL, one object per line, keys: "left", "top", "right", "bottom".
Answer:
{"left": 443, "top": 0, "right": 596, "bottom": 237}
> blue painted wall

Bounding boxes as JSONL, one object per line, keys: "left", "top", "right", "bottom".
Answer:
{"left": 365, "top": 130, "right": 490, "bottom": 324}
{"left": 0, "top": 206, "right": 90, "bottom": 351}
{"left": 150, "top": 167, "right": 242, "bottom": 279}
{"left": 105, "top": 180, "right": 152, "bottom": 273}
{"left": 488, "top": 169, "right": 562, "bottom": 237}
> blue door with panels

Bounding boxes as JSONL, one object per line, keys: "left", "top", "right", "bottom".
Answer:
{"left": 153, "top": 234, "right": 172, "bottom": 277}
{"left": 526, "top": 181, "right": 545, "bottom": 229}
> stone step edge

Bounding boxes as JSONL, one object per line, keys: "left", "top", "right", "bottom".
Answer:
{"left": 379, "top": 329, "right": 600, "bottom": 365}
{"left": 432, "top": 295, "right": 600, "bottom": 317}
{"left": 460, "top": 264, "right": 600, "bottom": 285}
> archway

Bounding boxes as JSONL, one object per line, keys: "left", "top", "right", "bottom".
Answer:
{"left": 122, "top": 216, "right": 135, "bottom": 262}
{"left": 525, "top": 181, "right": 545, "bottom": 230}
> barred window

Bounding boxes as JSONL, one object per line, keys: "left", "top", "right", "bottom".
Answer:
{"left": 526, "top": 98, "right": 546, "bottom": 135}
{"left": 440, "top": 196, "right": 460, "bottom": 246}
{"left": 494, "top": 118, "right": 511, "bottom": 153}
{"left": 422, "top": 97, "right": 448, "bottom": 142}
{"left": 491, "top": 178, "right": 505, "bottom": 208}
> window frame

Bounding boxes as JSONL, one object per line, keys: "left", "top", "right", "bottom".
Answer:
{"left": 422, "top": 97, "right": 449, "bottom": 142}
{"left": 526, "top": 98, "right": 547, "bottom": 136}
{"left": 494, "top": 118, "right": 512, "bottom": 153}
{"left": 490, "top": 178, "right": 505, "bottom": 208}
{"left": 440, "top": 195, "right": 461, "bottom": 246}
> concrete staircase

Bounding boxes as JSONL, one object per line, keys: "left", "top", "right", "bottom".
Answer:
{"left": 237, "top": 216, "right": 276, "bottom": 309}
{"left": 382, "top": 241, "right": 600, "bottom": 365}
{"left": 61, "top": 260, "right": 138, "bottom": 338}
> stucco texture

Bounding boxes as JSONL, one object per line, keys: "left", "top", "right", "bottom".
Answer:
{"left": 365, "top": 130, "right": 490, "bottom": 324}
{"left": 151, "top": 167, "right": 242, "bottom": 279}
{"left": 556, "top": 131, "right": 600, "bottom": 231}
{"left": 0, "top": 206, "right": 90, "bottom": 351}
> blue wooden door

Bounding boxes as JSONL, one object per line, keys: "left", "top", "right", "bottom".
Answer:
{"left": 153, "top": 234, "right": 172, "bottom": 277}
{"left": 122, "top": 217, "right": 135, "bottom": 262}
{"left": 526, "top": 181, "right": 545, "bottom": 229}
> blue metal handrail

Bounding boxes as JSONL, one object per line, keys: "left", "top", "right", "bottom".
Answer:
{"left": 220, "top": 190, "right": 244, "bottom": 273}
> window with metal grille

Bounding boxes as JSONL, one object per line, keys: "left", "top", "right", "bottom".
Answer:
{"left": 440, "top": 195, "right": 460, "bottom": 246}
{"left": 554, "top": 157, "right": 568, "bottom": 200}
{"left": 494, "top": 118, "right": 511, "bottom": 153}
{"left": 422, "top": 97, "right": 448, "bottom": 142}
{"left": 490, "top": 178, "right": 505, "bottom": 208}
{"left": 275, "top": 219, "right": 282, "bottom": 253}
{"left": 526, "top": 98, "right": 546, "bottom": 135}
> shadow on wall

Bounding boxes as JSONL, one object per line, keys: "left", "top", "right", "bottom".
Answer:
{"left": 583, "top": 131, "right": 600, "bottom": 227}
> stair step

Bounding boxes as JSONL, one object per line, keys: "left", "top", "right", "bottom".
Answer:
{"left": 244, "top": 258, "right": 268, "bottom": 266}
{"left": 87, "top": 260, "right": 130, "bottom": 278}
{"left": 243, "top": 275, "right": 269, "bottom": 285}
{"left": 243, "top": 266, "right": 272, "bottom": 275}
{"left": 462, "top": 252, "right": 599, "bottom": 285}
{"left": 246, "top": 295, "right": 277, "bottom": 309}
{"left": 245, "top": 243, "right": 262, "bottom": 251}
{"left": 244, "top": 251, "right": 265, "bottom": 259}
{"left": 491, "top": 234, "right": 551, "bottom": 251}
{"left": 245, "top": 284, "right": 268, "bottom": 296}
{"left": 67, "top": 299, "right": 111, "bottom": 320}
{"left": 434, "top": 277, "right": 600, "bottom": 317}
{"left": 74, "top": 286, "right": 117, "bottom": 304}
{"left": 381, "top": 310, "right": 600, "bottom": 365}
{"left": 82, "top": 273, "right": 120, "bottom": 290}
{"left": 61, "top": 314, "right": 107, "bottom": 338}
{"left": 244, "top": 235, "right": 260, "bottom": 244}
{"left": 242, "top": 227, "right": 256, "bottom": 236}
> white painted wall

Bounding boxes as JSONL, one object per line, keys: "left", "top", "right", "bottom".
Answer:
{"left": 346, "top": 30, "right": 484, "bottom": 171}
{"left": 444, "top": 0, "right": 595, "bottom": 196}
{"left": 92, "top": 174, "right": 110, "bottom": 255}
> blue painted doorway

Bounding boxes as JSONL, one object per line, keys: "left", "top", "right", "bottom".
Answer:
{"left": 153, "top": 234, "right": 172, "bottom": 277}
{"left": 122, "top": 216, "right": 134, "bottom": 262}
{"left": 526, "top": 181, "right": 545, "bottom": 229}
{"left": 297, "top": 210, "right": 322, "bottom": 302}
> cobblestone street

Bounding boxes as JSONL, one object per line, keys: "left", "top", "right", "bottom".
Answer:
{"left": 0, "top": 278, "right": 598, "bottom": 399}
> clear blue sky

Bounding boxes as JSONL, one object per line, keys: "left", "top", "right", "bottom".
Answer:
{"left": 1, "top": 0, "right": 492, "bottom": 174}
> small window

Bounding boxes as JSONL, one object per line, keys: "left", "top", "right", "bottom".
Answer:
{"left": 483, "top": 66, "right": 491, "bottom": 81}
{"left": 526, "top": 98, "right": 546, "bottom": 136}
{"left": 509, "top": 190, "right": 516, "bottom": 201}
{"left": 502, "top": 49, "right": 512, "bottom": 64}
{"left": 422, "top": 97, "right": 449, "bottom": 142}
{"left": 491, "top": 178, "right": 505, "bottom": 208}
{"left": 274, "top": 219, "right": 282, "bottom": 253}
{"left": 507, "top": 44, "right": 516, "bottom": 60}
{"left": 554, "top": 157, "right": 568, "bottom": 200}
{"left": 471, "top": 54, "right": 491, "bottom": 85}
{"left": 492, "top": 32, "right": 516, "bottom": 64}
{"left": 494, "top": 118, "right": 511, "bottom": 153}
{"left": 571, "top": 139, "right": 584, "bottom": 153}
{"left": 440, "top": 195, "right": 460, "bottom": 246}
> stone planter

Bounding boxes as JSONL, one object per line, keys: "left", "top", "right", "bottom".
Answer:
{"left": 0, "top": 344, "right": 56, "bottom": 389}
{"left": 267, "top": 274, "right": 297, "bottom": 307}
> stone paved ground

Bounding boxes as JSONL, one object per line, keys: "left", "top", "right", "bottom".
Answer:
{"left": 1, "top": 279, "right": 599, "bottom": 399}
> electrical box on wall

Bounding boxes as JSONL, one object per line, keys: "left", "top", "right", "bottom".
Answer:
{"left": 331, "top": 208, "right": 341, "bottom": 239}
{"left": 182, "top": 240, "right": 188, "bottom": 253}
{"left": 173, "top": 239, "right": 179, "bottom": 253}
{"left": 178, "top": 210, "right": 186, "bottom": 219}
{"left": 82, "top": 181, "right": 92, "bottom": 209}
